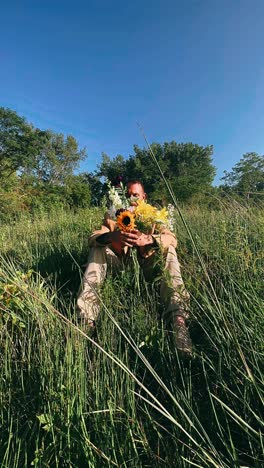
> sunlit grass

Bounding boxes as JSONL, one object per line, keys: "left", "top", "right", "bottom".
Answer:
{"left": 0, "top": 201, "right": 263, "bottom": 466}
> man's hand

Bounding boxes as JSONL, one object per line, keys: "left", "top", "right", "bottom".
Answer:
{"left": 111, "top": 230, "right": 138, "bottom": 249}
{"left": 97, "top": 230, "right": 139, "bottom": 255}
{"left": 97, "top": 229, "right": 155, "bottom": 255}
{"left": 110, "top": 230, "right": 153, "bottom": 250}
{"left": 127, "top": 230, "right": 154, "bottom": 248}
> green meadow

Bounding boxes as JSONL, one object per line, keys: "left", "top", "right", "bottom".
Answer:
{"left": 0, "top": 201, "right": 263, "bottom": 467}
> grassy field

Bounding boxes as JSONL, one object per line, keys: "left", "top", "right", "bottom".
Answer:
{"left": 0, "top": 201, "right": 263, "bottom": 467}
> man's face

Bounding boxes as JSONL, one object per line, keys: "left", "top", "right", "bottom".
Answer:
{"left": 126, "top": 183, "right": 146, "bottom": 206}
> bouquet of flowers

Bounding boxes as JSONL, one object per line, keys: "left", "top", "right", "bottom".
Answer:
{"left": 106, "top": 179, "right": 174, "bottom": 234}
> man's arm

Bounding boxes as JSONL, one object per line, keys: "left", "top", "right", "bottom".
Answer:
{"left": 97, "top": 231, "right": 123, "bottom": 256}
{"left": 96, "top": 232, "right": 114, "bottom": 246}
{"left": 153, "top": 229, "right": 177, "bottom": 250}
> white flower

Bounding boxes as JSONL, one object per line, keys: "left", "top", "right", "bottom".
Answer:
{"left": 106, "top": 178, "right": 129, "bottom": 210}
{"left": 167, "top": 204, "right": 175, "bottom": 230}
{"left": 106, "top": 179, "right": 123, "bottom": 209}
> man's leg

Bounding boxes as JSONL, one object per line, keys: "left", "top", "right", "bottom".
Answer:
{"left": 139, "top": 246, "right": 192, "bottom": 355}
{"left": 77, "top": 246, "right": 122, "bottom": 326}
{"left": 161, "top": 245, "right": 190, "bottom": 318}
{"left": 161, "top": 245, "right": 192, "bottom": 355}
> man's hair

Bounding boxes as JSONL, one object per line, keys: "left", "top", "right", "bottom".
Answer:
{"left": 126, "top": 180, "right": 145, "bottom": 192}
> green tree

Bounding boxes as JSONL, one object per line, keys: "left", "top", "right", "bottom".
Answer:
{"left": 0, "top": 107, "right": 86, "bottom": 186}
{"left": 0, "top": 107, "right": 89, "bottom": 215}
{"left": 32, "top": 131, "right": 86, "bottom": 185}
{"left": 98, "top": 141, "right": 216, "bottom": 203}
{"left": 0, "top": 173, "right": 26, "bottom": 219}
{"left": 0, "top": 107, "right": 46, "bottom": 179}
{"left": 221, "top": 152, "right": 264, "bottom": 197}
{"left": 82, "top": 172, "right": 104, "bottom": 206}
{"left": 65, "top": 174, "right": 91, "bottom": 208}
{"left": 97, "top": 153, "right": 127, "bottom": 183}
{"left": 166, "top": 142, "right": 215, "bottom": 202}
{"left": 126, "top": 143, "right": 169, "bottom": 201}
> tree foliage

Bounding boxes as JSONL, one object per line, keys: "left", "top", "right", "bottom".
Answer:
{"left": 97, "top": 153, "right": 127, "bottom": 183}
{"left": 221, "top": 152, "right": 264, "bottom": 197}
{"left": 0, "top": 107, "right": 47, "bottom": 179}
{"left": 82, "top": 172, "right": 104, "bottom": 206}
{"left": 2, "top": 106, "right": 263, "bottom": 216}
{"left": 64, "top": 175, "right": 91, "bottom": 208}
{"left": 97, "top": 141, "right": 216, "bottom": 203}
{"left": 0, "top": 107, "right": 86, "bottom": 184}
{"left": 30, "top": 131, "right": 86, "bottom": 185}
{"left": 0, "top": 107, "right": 89, "bottom": 215}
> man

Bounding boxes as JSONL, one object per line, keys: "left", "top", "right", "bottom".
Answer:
{"left": 77, "top": 180, "right": 192, "bottom": 355}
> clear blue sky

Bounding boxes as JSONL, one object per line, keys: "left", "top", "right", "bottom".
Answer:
{"left": 1, "top": 0, "right": 264, "bottom": 184}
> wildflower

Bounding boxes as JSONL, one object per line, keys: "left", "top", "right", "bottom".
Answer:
{"left": 107, "top": 184, "right": 123, "bottom": 209}
{"left": 167, "top": 204, "right": 175, "bottom": 230}
{"left": 155, "top": 207, "right": 169, "bottom": 226}
{"left": 117, "top": 210, "right": 136, "bottom": 232}
{"left": 135, "top": 200, "right": 157, "bottom": 223}
{"left": 106, "top": 178, "right": 129, "bottom": 217}
{"left": 135, "top": 200, "right": 168, "bottom": 233}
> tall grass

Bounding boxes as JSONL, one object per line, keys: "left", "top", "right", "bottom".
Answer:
{"left": 0, "top": 202, "right": 263, "bottom": 467}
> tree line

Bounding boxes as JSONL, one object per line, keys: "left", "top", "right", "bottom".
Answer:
{"left": 0, "top": 107, "right": 263, "bottom": 218}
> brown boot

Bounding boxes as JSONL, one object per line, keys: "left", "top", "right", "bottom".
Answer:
{"left": 173, "top": 316, "right": 192, "bottom": 356}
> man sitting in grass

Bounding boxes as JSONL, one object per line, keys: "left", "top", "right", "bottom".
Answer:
{"left": 77, "top": 180, "right": 192, "bottom": 356}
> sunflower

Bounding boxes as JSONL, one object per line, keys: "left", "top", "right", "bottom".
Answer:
{"left": 116, "top": 210, "right": 136, "bottom": 231}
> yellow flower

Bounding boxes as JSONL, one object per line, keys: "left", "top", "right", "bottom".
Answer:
{"left": 134, "top": 200, "right": 157, "bottom": 222}
{"left": 134, "top": 201, "right": 169, "bottom": 233}
{"left": 134, "top": 200, "right": 157, "bottom": 233}
{"left": 155, "top": 207, "right": 168, "bottom": 225}
{"left": 117, "top": 210, "right": 135, "bottom": 231}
